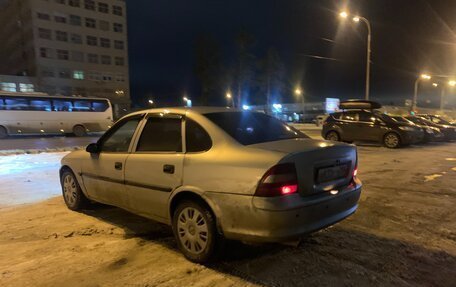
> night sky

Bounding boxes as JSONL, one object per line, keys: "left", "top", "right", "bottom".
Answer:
{"left": 127, "top": 0, "right": 456, "bottom": 108}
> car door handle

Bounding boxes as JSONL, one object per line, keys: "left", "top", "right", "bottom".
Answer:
{"left": 163, "top": 164, "right": 175, "bottom": 174}
{"left": 115, "top": 162, "right": 123, "bottom": 170}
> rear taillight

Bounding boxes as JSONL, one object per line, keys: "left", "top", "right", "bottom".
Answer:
{"left": 353, "top": 152, "right": 358, "bottom": 178}
{"left": 255, "top": 163, "right": 298, "bottom": 197}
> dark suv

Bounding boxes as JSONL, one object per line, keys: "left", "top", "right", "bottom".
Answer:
{"left": 322, "top": 102, "right": 424, "bottom": 148}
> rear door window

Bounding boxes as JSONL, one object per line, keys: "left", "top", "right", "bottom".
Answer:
{"left": 340, "top": 112, "right": 358, "bottom": 122}
{"left": 186, "top": 119, "right": 212, "bottom": 152}
{"left": 136, "top": 115, "right": 182, "bottom": 152}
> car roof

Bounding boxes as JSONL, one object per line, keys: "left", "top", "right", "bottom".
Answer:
{"left": 124, "top": 106, "right": 250, "bottom": 118}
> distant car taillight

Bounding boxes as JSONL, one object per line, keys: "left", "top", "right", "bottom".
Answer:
{"left": 255, "top": 163, "right": 298, "bottom": 197}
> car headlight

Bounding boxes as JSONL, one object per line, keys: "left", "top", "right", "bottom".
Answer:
{"left": 399, "top": 126, "right": 415, "bottom": 131}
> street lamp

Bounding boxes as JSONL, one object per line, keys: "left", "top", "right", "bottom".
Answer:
{"left": 148, "top": 99, "right": 154, "bottom": 105}
{"left": 439, "top": 80, "right": 456, "bottom": 111}
{"left": 226, "top": 92, "right": 234, "bottom": 108}
{"left": 295, "top": 88, "right": 304, "bottom": 118}
{"left": 340, "top": 11, "right": 372, "bottom": 100}
{"left": 412, "top": 74, "right": 431, "bottom": 111}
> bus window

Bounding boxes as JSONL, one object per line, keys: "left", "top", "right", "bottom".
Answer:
{"left": 73, "top": 100, "right": 91, "bottom": 112}
{"left": 92, "top": 100, "right": 109, "bottom": 112}
{"left": 4, "top": 97, "right": 29, "bottom": 110}
{"left": 29, "top": 98, "right": 52, "bottom": 111}
{"left": 52, "top": 99, "right": 73, "bottom": 111}
{"left": 0, "top": 98, "right": 5, "bottom": 110}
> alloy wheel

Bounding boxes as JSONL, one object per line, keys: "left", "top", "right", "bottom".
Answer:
{"left": 176, "top": 207, "right": 209, "bottom": 255}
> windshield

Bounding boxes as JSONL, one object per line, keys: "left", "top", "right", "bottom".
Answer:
{"left": 204, "top": 112, "right": 308, "bottom": 145}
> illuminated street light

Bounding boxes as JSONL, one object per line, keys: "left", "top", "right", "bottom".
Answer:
{"left": 226, "top": 92, "right": 234, "bottom": 108}
{"left": 148, "top": 99, "right": 154, "bottom": 105}
{"left": 432, "top": 83, "right": 438, "bottom": 87}
{"left": 340, "top": 11, "right": 372, "bottom": 100}
{"left": 295, "top": 88, "right": 302, "bottom": 96}
{"left": 412, "top": 73, "right": 432, "bottom": 111}
{"left": 440, "top": 80, "right": 456, "bottom": 111}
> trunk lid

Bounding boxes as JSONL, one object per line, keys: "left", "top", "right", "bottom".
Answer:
{"left": 249, "top": 138, "right": 357, "bottom": 196}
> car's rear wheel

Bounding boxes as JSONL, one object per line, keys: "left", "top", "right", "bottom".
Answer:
{"left": 0, "top": 126, "right": 8, "bottom": 139}
{"left": 72, "top": 125, "right": 87, "bottom": 137}
{"left": 61, "top": 169, "right": 89, "bottom": 210}
{"left": 173, "top": 200, "right": 219, "bottom": 263}
{"left": 325, "top": 131, "right": 340, "bottom": 141}
{"left": 384, "top": 132, "right": 401, "bottom": 148}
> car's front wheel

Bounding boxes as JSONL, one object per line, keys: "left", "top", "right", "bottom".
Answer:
{"left": 383, "top": 132, "right": 401, "bottom": 148}
{"left": 172, "top": 200, "right": 219, "bottom": 263}
{"left": 325, "top": 131, "right": 340, "bottom": 141}
{"left": 61, "top": 169, "right": 89, "bottom": 210}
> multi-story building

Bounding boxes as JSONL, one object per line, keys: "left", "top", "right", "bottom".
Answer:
{"left": 0, "top": 0, "right": 130, "bottom": 116}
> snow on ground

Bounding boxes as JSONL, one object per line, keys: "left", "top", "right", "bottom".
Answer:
{"left": 0, "top": 152, "right": 68, "bottom": 208}
{"left": 0, "top": 139, "right": 455, "bottom": 286}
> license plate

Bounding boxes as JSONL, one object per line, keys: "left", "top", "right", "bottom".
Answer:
{"left": 317, "top": 163, "right": 349, "bottom": 183}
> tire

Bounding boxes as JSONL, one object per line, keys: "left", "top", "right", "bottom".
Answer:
{"left": 60, "top": 169, "right": 89, "bottom": 211}
{"left": 325, "top": 131, "right": 340, "bottom": 141}
{"left": 383, "top": 132, "right": 401, "bottom": 149}
{"left": 72, "top": 125, "right": 87, "bottom": 137}
{"left": 172, "top": 200, "right": 219, "bottom": 263}
{"left": 0, "top": 126, "right": 7, "bottom": 139}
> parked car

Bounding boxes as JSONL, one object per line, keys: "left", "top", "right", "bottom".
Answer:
{"left": 417, "top": 114, "right": 456, "bottom": 127}
{"left": 406, "top": 116, "right": 456, "bottom": 141}
{"left": 60, "top": 107, "right": 362, "bottom": 263}
{"left": 322, "top": 100, "right": 424, "bottom": 148}
{"left": 390, "top": 116, "right": 444, "bottom": 142}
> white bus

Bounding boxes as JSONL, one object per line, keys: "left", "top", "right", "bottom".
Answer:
{"left": 0, "top": 92, "right": 113, "bottom": 138}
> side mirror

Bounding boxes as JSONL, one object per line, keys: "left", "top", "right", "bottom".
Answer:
{"left": 86, "top": 143, "right": 100, "bottom": 154}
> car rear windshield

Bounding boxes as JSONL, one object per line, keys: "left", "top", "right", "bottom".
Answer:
{"left": 204, "top": 112, "right": 308, "bottom": 145}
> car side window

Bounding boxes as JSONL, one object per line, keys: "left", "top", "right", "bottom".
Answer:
{"left": 340, "top": 112, "right": 358, "bottom": 122}
{"left": 186, "top": 119, "right": 212, "bottom": 152}
{"left": 136, "top": 116, "right": 182, "bottom": 152}
{"left": 358, "top": 112, "right": 375, "bottom": 123}
{"left": 101, "top": 117, "right": 141, "bottom": 152}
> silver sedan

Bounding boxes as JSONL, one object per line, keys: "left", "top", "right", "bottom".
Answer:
{"left": 60, "top": 107, "right": 362, "bottom": 263}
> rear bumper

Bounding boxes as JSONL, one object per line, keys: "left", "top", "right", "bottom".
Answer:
{"left": 205, "top": 179, "right": 361, "bottom": 243}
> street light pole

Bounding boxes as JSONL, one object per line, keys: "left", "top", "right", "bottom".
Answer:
{"left": 412, "top": 74, "right": 431, "bottom": 112}
{"left": 354, "top": 16, "right": 372, "bottom": 100}
{"left": 340, "top": 12, "right": 372, "bottom": 100}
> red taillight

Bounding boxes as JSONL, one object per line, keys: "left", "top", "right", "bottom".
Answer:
{"left": 255, "top": 163, "right": 298, "bottom": 197}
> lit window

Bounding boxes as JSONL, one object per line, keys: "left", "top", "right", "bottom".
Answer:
{"left": 0, "top": 82, "right": 17, "bottom": 92}
{"left": 73, "top": 70, "right": 85, "bottom": 80}
{"left": 19, "top": 84, "right": 35, "bottom": 92}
